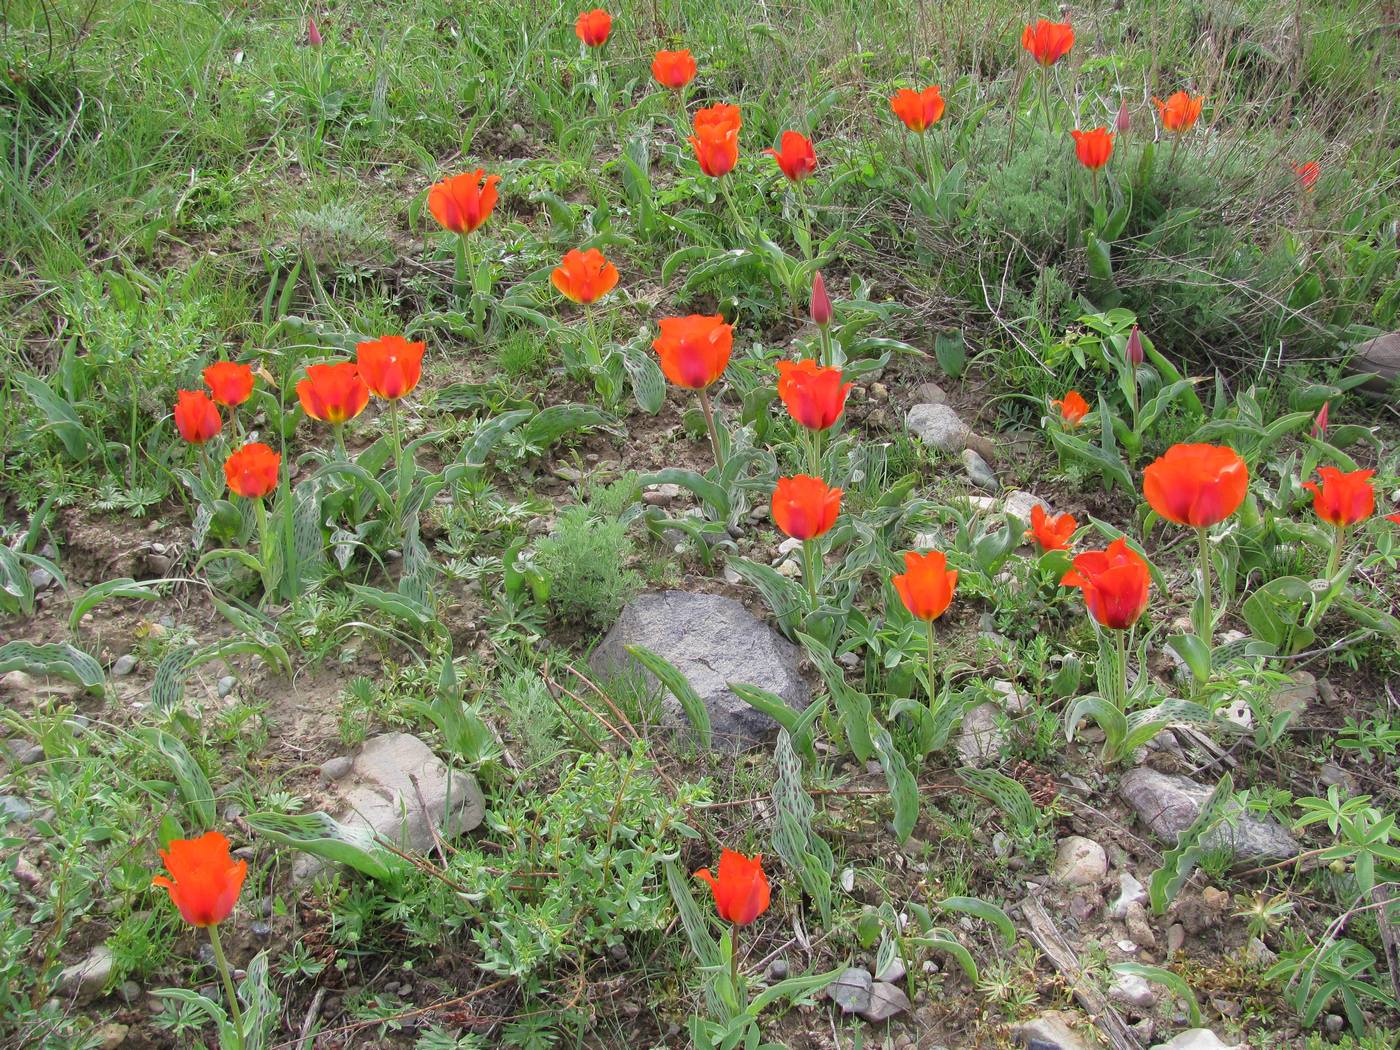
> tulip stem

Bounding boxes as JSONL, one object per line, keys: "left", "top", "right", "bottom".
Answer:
{"left": 1194, "top": 525, "right": 1213, "bottom": 643}
{"left": 925, "top": 618, "right": 937, "bottom": 703}
{"left": 252, "top": 497, "right": 275, "bottom": 600}
{"left": 1327, "top": 525, "right": 1345, "bottom": 580}
{"left": 729, "top": 924, "right": 741, "bottom": 1000}
{"left": 697, "top": 388, "right": 725, "bottom": 474}
{"left": 199, "top": 444, "right": 213, "bottom": 492}
{"left": 208, "top": 924, "right": 246, "bottom": 1050}
{"left": 718, "top": 176, "right": 752, "bottom": 247}
{"left": 818, "top": 322, "right": 835, "bottom": 369}
{"left": 1115, "top": 626, "right": 1130, "bottom": 711}
{"left": 1040, "top": 69, "right": 1054, "bottom": 138}
{"left": 806, "top": 427, "right": 821, "bottom": 476}
{"left": 802, "top": 538, "right": 820, "bottom": 605}
{"left": 389, "top": 398, "right": 404, "bottom": 534}
{"left": 919, "top": 130, "right": 938, "bottom": 197}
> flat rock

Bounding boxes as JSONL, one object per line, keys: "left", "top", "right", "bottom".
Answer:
{"left": 1052, "top": 836, "right": 1108, "bottom": 887}
{"left": 1273, "top": 671, "right": 1318, "bottom": 717}
{"left": 0, "top": 738, "right": 43, "bottom": 766}
{"left": 826, "top": 967, "right": 873, "bottom": 1013}
{"left": 956, "top": 680, "right": 1027, "bottom": 766}
{"left": 590, "top": 592, "right": 810, "bottom": 750}
{"left": 294, "top": 734, "right": 484, "bottom": 883}
{"left": 1002, "top": 490, "right": 1051, "bottom": 526}
{"left": 858, "top": 980, "right": 911, "bottom": 1022}
{"left": 1012, "top": 1010, "right": 1102, "bottom": 1050}
{"left": 1120, "top": 768, "right": 1299, "bottom": 863}
{"left": 906, "top": 402, "right": 969, "bottom": 452}
{"left": 1109, "top": 972, "right": 1156, "bottom": 1012}
{"left": 1349, "top": 331, "right": 1400, "bottom": 397}
{"left": 58, "top": 945, "right": 113, "bottom": 1002}
{"left": 961, "top": 448, "right": 1000, "bottom": 491}
{"left": 1149, "top": 1031, "right": 1247, "bottom": 1050}
{"left": 0, "top": 795, "right": 34, "bottom": 822}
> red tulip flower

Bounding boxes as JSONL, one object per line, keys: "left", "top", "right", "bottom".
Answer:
{"left": 1022, "top": 19, "right": 1075, "bottom": 66}
{"left": 1071, "top": 127, "right": 1114, "bottom": 170}
{"left": 652, "top": 314, "right": 732, "bottom": 390}
{"left": 694, "top": 849, "right": 770, "bottom": 926}
{"left": 1387, "top": 513, "right": 1400, "bottom": 526}
{"left": 1142, "top": 443, "right": 1249, "bottom": 529}
{"left": 892, "top": 550, "right": 958, "bottom": 622}
{"left": 689, "top": 103, "right": 741, "bottom": 178}
{"left": 1062, "top": 538, "right": 1151, "bottom": 630}
{"left": 771, "top": 475, "right": 841, "bottom": 541}
{"left": 652, "top": 49, "right": 697, "bottom": 90}
{"left": 1052, "top": 390, "right": 1089, "bottom": 427}
{"left": 574, "top": 8, "right": 611, "bottom": 47}
{"left": 889, "top": 86, "right": 946, "bottom": 133}
{"left": 551, "top": 248, "right": 619, "bottom": 305}
{"left": 777, "top": 360, "right": 851, "bottom": 431}
{"left": 153, "top": 831, "right": 247, "bottom": 928}
{"left": 1027, "top": 504, "right": 1077, "bottom": 552}
{"left": 224, "top": 442, "right": 281, "bottom": 500}
{"left": 203, "top": 362, "right": 254, "bottom": 408}
{"left": 297, "top": 362, "right": 369, "bottom": 426}
{"left": 427, "top": 169, "right": 501, "bottom": 235}
{"left": 356, "top": 335, "right": 425, "bottom": 400}
{"left": 766, "top": 131, "right": 817, "bottom": 182}
{"left": 174, "top": 390, "right": 222, "bottom": 445}
{"left": 1115, "top": 99, "right": 1131, "bottom": 134}
{"left": 1304, "top": 467, "right": 1376, "bottom": 529}
{"left": 1294, "top": 161, "right": 1320, "bottom": 191}
{"left": 1153, "top": 91, "right": 1203, "bottom": 133}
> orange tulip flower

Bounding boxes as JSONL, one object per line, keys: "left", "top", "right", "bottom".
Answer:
{"left": 1294, "top": 161, "right": 1319, "bottom": 192}
{"left": 766, "top": 131, "right": 817, "bottom": 182}
{"left": 1071, "top": 127, "right": 1114, "bottom": 170}
{"left": 153, "top": 831, "right": 247, "bottom": 928}
{"left": 297, "top": 362, "right": 370, "bottom": 425}
{"left": 1153, "top": 91, "right": 1203, "bottom": 133}
{"left": 1022, "top": 19, "right": 1074, "bottom": 66}
{"left": 203, "top": 362, "right": 254, "bottom": 408}
{"left": 224, "top": 442, "right": 281, "bottom": 499}
{"left": 1303, "top": 467, "right": 1376, "bottom": 529}
{"left": 1027, "top": 504, "right": 1077, "bottom": 552}
{"left": 1386, "top": 513, "right": 1400, "bottom": 526}
{"left": 777, "top": 360, "right": 851, "bottom": 431}
{"left": 770, "top": 475, "right": 841, "bottom": 541}
{"left": 652, "top": 314, "right": 732, "bottom": 390}
{"left": 1052, "top": 390, "right": 1089, "bottom": 427}
{"left": 427, "top": 170, "right": 501, "bottom": 236}
{"left": 551, "top": 248, "right": 619, "bottom": 306}
{"left": 174, "top": 390, "right": 222, "bottom": 445}
{"left": 1142, "top": 443, "right": 1249, "bottom": 528}
{"left": 889, "top": 86, "right": 946, "bottom": 133}
{"left": 575, "top": 8, "right": 611, "bottom": 47}
{"left": 892, "top": 550, "right": 958, "bottom": 622}
{"left": 694, "top": 849, "right": 770, "bottom": 926}
{"left": 689, "top": 103, "right": 741, "bottom": 178}
{"left": 1061, "top": 538, "right": 1151, "bottom": 630}
{"left": 652, "top": 49, "right": 696, "bottom": 90}
{"left": 356, "top": 335, "right": 425, "bottom": 400}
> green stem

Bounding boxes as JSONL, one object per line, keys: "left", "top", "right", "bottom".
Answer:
{"left": 1195, "top": 526, "right": 1213, "bottom": 642}
{"left": 802, "top": 537, "right": 820, "bottom": 605}
{"left": 333, "top": 424, "right": 348, "bottom": 462}
{"left": 1040, "top": 68, "right": 1054, "bottom": 138}
{"left": 1326, "top": 525, "right": 1345, "bottom": 580}
{"left": 207, "top": 925, "right": 245, "bottom": 1050}
{"left": 1114, "top": 626, "right": 1129, "bottom": 711}
{"left": 919, "top": 130, "right": 937, "bottom": 197}
{"left": 453, "top": 234, "right": 469, "bottom": 305}
{"left": 718, "top": 176, "right": 752, "bottom": 247}
{"left": 729, "top": 924, "right": 741, "bottom": 1003}
{"left": 199, "top": 444, "right": 213, "bottom": 493}
{"left": 697, "top": 387, "right": 725, "bottom": 474}
{"left": 925, "top": 618, "right": 937, "bottom": 704}
{"left": 389, "top": 398, "right": 403, "bottom": 534}
{"left": 252, "top": 497, "right": 274, "bottom": 600}
{"left": 806, "top": 426, "right": 821, "bottom": 476}
{"left": 818, "top": 324, "right": 835, "bottom": 369}
{"left": 794, "top": 181, "right": 815, "bottom": 262}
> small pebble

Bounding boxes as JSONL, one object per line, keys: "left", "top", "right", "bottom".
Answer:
{"left": 217, "top": 676, "right": 238, "bottom": 698}
{"left": 112, "top": 654, "right": 137, "bottom": 676}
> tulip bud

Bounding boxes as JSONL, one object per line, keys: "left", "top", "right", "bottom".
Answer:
{"left": 1115, "top": 99, "right": 1131, "bottom": 134}
{"left": 810, "top": 271, "right": 832, "bottom": 327}
{"left": 1312, "top": 401, "right": 1329, "bottom": 439}
{"left": 307, "top": 17, "right": 323, "bottom": 46}
{"left": 1126, "top": 325, "right": 1144, "bottom": 367}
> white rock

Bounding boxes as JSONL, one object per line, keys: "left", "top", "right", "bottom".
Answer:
{"left": 1149, "top": 1031, "right": 1247, "bottom": 1050}
{"left": 1052, "top": 836, "right": 1108, "bottom": 887}
{"left": 1109, "top": 972, "right": 1157, "bottom": 1012}
{"left": 1110, "top": 872, "right": 1148, "bottom": 918}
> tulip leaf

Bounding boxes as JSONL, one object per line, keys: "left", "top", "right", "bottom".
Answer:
{"left": 138, "top": 728, "right": 216, "bottom": 831}
{"left": 626, "top": 643, "right": 712, "bottom": 751}
{"left": 68, "top": 578, "right": 163, "bottom": 633}
{"left": 245, "top": 810, "right": 410, "bottom": 883}
{"left": 798, "top": 631, "right": 874, "bottom": 762}
{"left": 936, "top": 896, "right": 1016, "bottom": 948}
{"left": 1113, "top": 962, "right": 1203, "bottom": 1025}
{"left": 1148, "top": 773, "right": 1235, "bottom": 915}
{"left": 870, "top": 721, "right": 918, "bottom": 843}
{"left": 0, "top": 641, "right": 106, "bottom": 696}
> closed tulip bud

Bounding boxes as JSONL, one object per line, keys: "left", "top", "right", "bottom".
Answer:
{"left": 1312, "top": 401, "right": 1329, "bottom": 439}
{"left": 1115, "top": 99, "right": 1131, "bottom": 134}
{"left": 1126, "top": 325, "right": 1144, "bottom": 367}
{"left": 810, "top": 271, "right": 832, "bottom": 327}
{"left": 307, "top": 17, "right": 322, "bottom": 46}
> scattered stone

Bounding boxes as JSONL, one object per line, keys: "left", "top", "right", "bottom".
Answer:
{"left": 914, "top": 382, "right": 948, "bottom": 405}
{"left": 642, "top": 483, "right": 683, "bottom": 508}
{"left": 29, "top": 566, "right": 56, "bottom": 591}
{"left": 1052, "top": 836, "right": 1108, "bottom": 887}
{"left": 766, "top": 959, "right": 789, "bottom": 981}
{"left": 825, "top": 967, "right": 873, "bottom": 1014}
{"left": 1002, "top": 490, "right": 1051, "bottom": 526}
{"left": 0, "top": 795, "right": 34, "bottom": 823}
{"left": 1011, "top": 1010, "right": 1101, "bottom": 1050}
{"left": 58, "top": 945, "right": 114, "bottom": 1001}
{"left": 956, "top": 680, "right": 1027, "bottom": 766}
{"left": 776, "top": 559, "right": 802, "bottom": 579}
{"left": 1324, "top": 1014, "right": 1345, "bottom": 1037}
{"left": 118, "top": 981, "right": 141, "bottom": 1004}
{"left": 1348, "top": 330, "right": 1400, "bottom": 397}
{"left": 14, "top": 854, "right": 41, "bottom": 888}
{"left": 721, "top": 566, "right": 742, "bottom": 586}
{"left": 859, "top": 980, "right": 911, "bottom": 1023}
{"left": 1166, "top": 924, "right": 1187, "bottom": 954}
{"left": 906, "top": 402, "right": 970, "bottom": 452}
{"left": 319, "top": 756, "right": 353, "bottom": 783}
{"left": 590, "top": 592, "right": 811, "bottom": 750}
{"left": 1, "top": 738, "right": 43, "bottom": 766}
{"left": 1149, "top": 1031, "right": 1246, "bottom": 1050}
{"left": 250, "top": 920, "right": 272, "bottom": 940}
{"left": 1318, "top": 762, "right": 1355, "bottom": 793}
{"left": 217, "top": 675, "right": 238, "bottom": 698}
{"left": 876, "top": 956, "right": 906, "bottom": 983}
{"left": 1273, "top": 671, "right": 1318, "bottom": 717}
{"left": 1, "top": 670, "right": 81, "bottom": 703}
{"left": 1245, "top": 937, "right": 1277, "bottom": 966}
{"left": 293, "top": 734, "right": 484, "bottom": 883}
{"left": 1069, "top": 890, "right": 1100, "bottom": 921}
{"left": 1110, "top": 872, "right": 1148, "bottom": 918}
{"left": 961, "top": 448, "right": 999, "bottom": 491}
{"left": 94, "top": 1022, "right": 129, "bottom": 1049}
{"left": 1109, "top": 972, "right": 1157, "bottom": 1012}
{"left": 1124, "top": 902, "right": 1157, "bottom": 949}
{"left": 111, "top": 654, "right": 137, "bottom": 677}
{"left": 1119, "top": 768, "right": 1300, "bottom": 863}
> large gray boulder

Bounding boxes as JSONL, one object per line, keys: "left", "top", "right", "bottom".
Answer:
{"left": 589, "top": 591, "right": 810, "bottom": 750}
{"left": 1349, "top": 331, "right": 1400, "bottom": 397}
{"left": 1120, "top": 768, "right": 1299, "bottom": 863}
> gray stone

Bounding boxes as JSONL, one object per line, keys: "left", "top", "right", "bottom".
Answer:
{"left": 319, "top": 756, "right": 354, "bottom": 783}
{"left": 858, "top": 980, "right": 911, "bottom": 1022}
{"left": 1273, "top": 671, "right": 1318, "bottom": 717}
{"left": 906, "top": 402, "right": 969, "bottom": 452}
{"left": 58, "top": 945, "right": 114, "bottom": 1001}
{"left": 1002, "top": 490, "right": 1051, "bottom": 527}
{"left": 1245, "top": 936, "right": 1277, "bottom": 966}
{"left": 589, "top": 592, "right": 810, "bottom": 750}
{"left": 766, "top": 959, "right": 789, "bottom": 981}
{"left": 1120, "top": 768, "right": 1300, "bottom": 863}
{"left": 914, "top": 382, "right": 949, "bottom": 405}
{"left": 1052, "top": 836, "right": 1108, "bottom": 887}
{"left": 876, "top": 956, "right": 906, "bottom": 983}
{"left": 961, "top": 448, "right": 1000, "bottom": 492}
{"left": 1149, "top": 1031, "right": 1246, "bottom": 1050}
{"left": 29, "top": 567, "right": 56, "bottom": 591}
{"left": 1109, "top": 972, "right": 1156, "bottom": 1012}
{"left": 0, "top": 795, "right": 33, "bottom": 822}
{"left": 217, "top": 675, "right": 238, "bottom": 698}
{"left": 94, "top": 1022, "right": 128, "bottom": 1049}
{"left": 825, "top": 967, "right": 873, "bottom": 1014}
{"left": 1348, "top": 330, "right": 1400, "bottom": 397}
{"left": 118, "top": 981, "right": 141, "bottom": 1004}
{"left": 293, "top": 734, "right": 484, "bottom": 883}
{"left": 1, "top": 738, "right": 43, "bottom": 766}
{"left": 1166, "top": 924, "right": 1187, "bottom": 954}
{"left": 13, "top": 854, "right": 41, "bottom": 888}
{"left": 1125, "top": 904, "right": 1158, "bottom": 948}
{"left": 250, "top": 920, "right": 272, "bottom": 940}
{"left": 956, "top": 680, "right": 1027, "bottom": 766}
{"left": 1012, "top": 1010, "right": 1101, "bottom": 1050}
{"left": 112, "top": 655, "right": 137, "bottom": 677}
{"left": 1110, "top": 872, "right": 1148, "bottom": 918}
